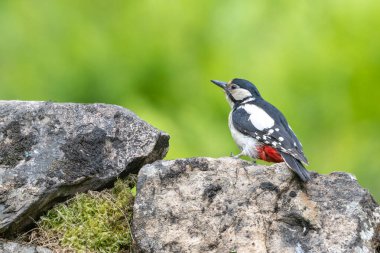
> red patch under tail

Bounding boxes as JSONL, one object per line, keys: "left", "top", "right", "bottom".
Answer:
{"left": 257, "top": 145, "right": 284, "bottom": 163}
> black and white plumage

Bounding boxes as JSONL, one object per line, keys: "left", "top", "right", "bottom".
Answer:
{"left": 212, "top": 78, "right": 311, "bottom": 182}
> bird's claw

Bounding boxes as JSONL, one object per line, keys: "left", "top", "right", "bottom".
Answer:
{"left": 230, "top": 152, "right": 242, "bottom": 159}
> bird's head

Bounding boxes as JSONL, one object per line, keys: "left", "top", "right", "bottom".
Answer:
{"left": 211, "top": 78, "right": 262, "bottom": 107}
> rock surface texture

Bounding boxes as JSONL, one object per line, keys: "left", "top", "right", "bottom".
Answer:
{"left": 0, "top": 101, "right": 169, "bottom": 237}
{"left": 0, "top": 240, "right": 52, "bottom": 253}
{"left": 133, "top": 157, "right": 380, "bottom": 253}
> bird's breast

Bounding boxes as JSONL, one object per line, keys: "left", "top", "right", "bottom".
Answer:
{"left": 228, "top": 112, "right": 259, "bottom": 158}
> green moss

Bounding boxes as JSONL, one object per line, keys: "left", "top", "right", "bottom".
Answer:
{"left": 32, "top": 175, "right": 137, "bottom": 253}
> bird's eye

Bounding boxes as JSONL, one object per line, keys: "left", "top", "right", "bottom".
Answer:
{"left": 231, "top": 84, "right": 238, "bottom": 90}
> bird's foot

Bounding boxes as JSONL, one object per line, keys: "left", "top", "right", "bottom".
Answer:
{"left": 230, "top": 152, "right": 242, "bottom": 159}
{"left": 252, "top": 159, "right": 257, "bottom": 165}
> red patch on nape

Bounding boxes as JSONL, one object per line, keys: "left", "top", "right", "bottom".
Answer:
{"left": 257, "top": 145, "right": 284, "bottom": 163}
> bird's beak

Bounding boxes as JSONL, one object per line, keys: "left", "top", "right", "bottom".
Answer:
{"left": 211, "top": 80, "right": 227, "bottom": 90}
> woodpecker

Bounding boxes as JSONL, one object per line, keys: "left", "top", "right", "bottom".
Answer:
{"left": 211, "top": 78, "right": 311, "bottom": 182}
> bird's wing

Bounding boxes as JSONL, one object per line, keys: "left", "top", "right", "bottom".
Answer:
{"left": 232, "top": 104, "right": 308, "bottom": 164}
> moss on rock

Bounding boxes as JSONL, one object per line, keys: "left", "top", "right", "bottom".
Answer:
{"left": 29, "top": 175, "right": 137, "bottom": 253}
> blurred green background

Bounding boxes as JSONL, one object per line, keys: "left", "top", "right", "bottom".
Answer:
{"left": 0, "top": 1, "right": 379, "bottom": 201}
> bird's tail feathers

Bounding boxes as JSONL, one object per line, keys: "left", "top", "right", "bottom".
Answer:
{"left": 281, "top": 152, "right": 311, "bottom": 182}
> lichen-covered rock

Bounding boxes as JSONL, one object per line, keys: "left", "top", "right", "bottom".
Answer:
{"left": 0, "top": 101, "right": 169, "bottom": 237}
{"left": 133, "top": 157, "right": 380, "bottom": 253}
{"left": 0, "top": 240, "right": 52, "bottom": 253}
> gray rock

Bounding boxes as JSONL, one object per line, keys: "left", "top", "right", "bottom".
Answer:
{"left": 0, "top": 101, "right": 169, "bottom": 237}
{"left": 0, "top": 240, "right": 52, "bottom": 253}
{"left": 133, "top": 157, "right": 380, "bottom": 253}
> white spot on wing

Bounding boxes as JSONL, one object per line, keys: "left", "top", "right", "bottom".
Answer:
{"left": 279, "top": 137, "right": 284, "bottom": 142}
{"left": 275, "top": 128, "right": 279, "bottom": 131}
{"left": 294, "top": 142, "right": 297, "bottom": 147}
{"left": 242, "top": 104, "right": 275, "bottom": 131}
{"left": 268, "top": 129, "right": 274, "bottom": 134}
